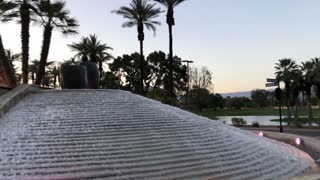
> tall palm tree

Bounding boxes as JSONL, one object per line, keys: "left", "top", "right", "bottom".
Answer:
{"left": 35, "top": 0, "right": 78, "bottom": 85}
{"left": 301, "top": 61, "right": 315, "bottom": 121}
{"left": 311, "top": 58, "right": 320, "bottom": 110}
{"left": 275, "top": 59, "right": 298, "bottom": 121}
{"left": 11, "top": 0, "right": 39, "bottom": 84}
{"left": 113, "top": 0, "right": 162, "bottom": 95}
{"left": 154, "top": 0, "right": 186, "bottom": 97}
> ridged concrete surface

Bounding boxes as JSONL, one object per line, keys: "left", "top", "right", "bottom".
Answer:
{"left": 0, "top": 90, "right": 316, "bottom": 180}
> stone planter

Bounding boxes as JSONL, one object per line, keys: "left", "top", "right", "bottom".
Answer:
{"left": 60, "top": 64, "right": 88, "bottom": 89}
{"left": 80, "top": 62, "right": 99, "bottom": 89}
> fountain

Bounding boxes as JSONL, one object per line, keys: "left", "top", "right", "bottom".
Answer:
{"left": 0, "top": 89, "right": 316, "bottom": 179}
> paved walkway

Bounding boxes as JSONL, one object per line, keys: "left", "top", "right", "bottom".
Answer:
{"left": 242, "top": 127, "right": 320, "bottom": 139}
{"left": 0, "top": 90, "right": 316, "bottom": 179}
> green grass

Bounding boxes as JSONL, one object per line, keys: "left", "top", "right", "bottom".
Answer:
{"left": 198, "top": 108, "right": 320, "bottom": 119}
{"left": 271, "top": 118, "right": 320, "bottom": 124}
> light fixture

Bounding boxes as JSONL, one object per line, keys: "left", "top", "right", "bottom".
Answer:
{"left": 258, "top": 132, "right": 264, "bottom": 137}
{"left": 295, "top": 138, "right": 301, "bottom": 145}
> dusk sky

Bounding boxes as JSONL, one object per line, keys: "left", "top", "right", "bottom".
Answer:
{"left": 1, "top": 0, "right": 320, "bottom": 93}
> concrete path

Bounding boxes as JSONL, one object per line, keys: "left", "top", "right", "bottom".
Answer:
{"left": 242, "top": 127, "right": 320, "bottom": 138}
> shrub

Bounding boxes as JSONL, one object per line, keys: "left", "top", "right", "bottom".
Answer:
{"left": 252, "top": 121, "right": 260, "bottom": 127}
{"left": 231, "top": 118, "right": 247, "bottom": 127}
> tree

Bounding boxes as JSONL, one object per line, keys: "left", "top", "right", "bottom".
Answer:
{"left": 48, "top": 65, "right": 59, "bottom": 88}
{"left": 68, "top": 34, "right": 113, "bottom": 82}
{"left": 207, "top": 93, "right": 224, "bottom": 111}
{"left": 5, "top": 49, "right": 21, "bottom": 83}
{"left": 29, "top": 59, "right": 39, "bottom": 83}
{"left": 311, "top": 58, "right": 320, "bottom": 110}
{"left": 15, "top": 0, "right": 39, "bottom": 84}
{"left": 100, "top": 72, "right": 121, "bottom": 89}
{"left": 113, "top": 0, "right": 162, "bottom": 95}
{"left": 291, "top": 69, "right": 303, "bottom": 120}
{"left": 189, "top": 88, "right": 210, "bottom": 111}
{"left": 251, "top": 89, "right": 270, "bottom": 107}
{"left": 275, "top": 59, "right": 298, "bottom": 121}
{"left": 5, "top": 0, "right": 39, "bottom": 84}
{"left": 189, "top": 67, "right": 213, "bottom": 111}
{"left": 191, "top": 67, "right": 212, "bottom": 90}
{"left": 109, "top": 53, "right": 145, "bottom": 92}
{"left": 35, "top": 0, "right": 78, "bottom": 85}
{"left": 147, "top": 51, "right": 187, "bottom": 94}
{"left": 0, "top": 0, "right": 17, "bottom": 86}
{"left": 154, "top": 0, "right": 186, "bottom": 97}
{"left": 301, "top": 61, "right": 314, "bottom": 121}
{"left": 108, "top": 51, "right": 187, "bottom": 94}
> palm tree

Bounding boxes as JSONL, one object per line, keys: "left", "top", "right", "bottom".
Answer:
{"left": 275, "top": 59, "right": 298, "bottom": 121}
{"left": 0, "top": 0, "right": 17, "bottom": 86}
{"left": 154, "top": 0, "right": 186, "bottom": 97}
{"left": 301, "top": 61, "right": 314, "bottom": 121}
{"left": 68, "top": 36, "right": 90, "bottom": 62}
{"left": 68, "top": 34, "right": 113, "bottom": 81}
{"left": 35, "top": 0, "right": 78, "bottom": 86}
{"left": 311, "top": 58, "right": 320, "bottom": 110}
{"left": 63, "top": 57, "right": 78, "bottom": 65}
{"left": 10, "top": 0, "right": 39, "bottom": 84}
{"left": 113, "top": 0, "right": 162, "bottom": 95}
{"left": 5, "top": 49, "right": 21, "bottom": 81}
{"left": 48, "top": 65, "right": 59, "bottom": 88}
{"left": 29, "top": 59, "right": 39, "bottom": 83}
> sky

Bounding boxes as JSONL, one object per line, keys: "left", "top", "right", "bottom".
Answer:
{"left": 1, "top": 0, "right": 320, "bottom": 93}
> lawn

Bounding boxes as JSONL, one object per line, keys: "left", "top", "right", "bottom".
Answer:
{"left": 198, "top": 108, "right": 320, "bottom": 119}
{"left": 271, "top": 118, "right": 320, "bottom": 124}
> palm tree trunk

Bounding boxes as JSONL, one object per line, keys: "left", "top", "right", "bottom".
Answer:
{"left": 140, "top": 39, "right": 144, "bottom": 95}
{"left": 294, "top": 98, "right": 299, "bottom": 119}
{"left": 20, "top": 2, "right": 30, "bottom": 84}
{"left": 31, "top": 72, "right": 35, "bottom": 84}
{"left": 99, "top": 61, "right": 103, "bottom": 86}
{"left": 307, "top": 97, "right": 312, "bottom": 117}
{"left": 307, "top": 95, "right": 313, "bottom": 123}
{"left": 53, "top": 75, "right": 56, "bottom": 89}
{"left": 168, "top": 23, "right": 174, "bottom": 97}
{"left": 35, "top": 25, "right": 53, "bottom": 85}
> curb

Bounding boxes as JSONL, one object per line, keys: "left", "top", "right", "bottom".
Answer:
{"left": 0, "top": 84, "right": 49, "bottom": 118}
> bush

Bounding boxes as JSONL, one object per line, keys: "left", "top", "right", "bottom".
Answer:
{"left": 231, "top": 118, "right": 247, "bottom": 127}
{"left": 294, "top": 122, "right": 303, "bottom": 128}
{"left": 252, "top": 121, "right": 260, "bottom": 127}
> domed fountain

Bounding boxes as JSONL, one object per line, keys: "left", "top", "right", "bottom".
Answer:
{"left": 0, "top": 89, "right": 316, "bottom": 179}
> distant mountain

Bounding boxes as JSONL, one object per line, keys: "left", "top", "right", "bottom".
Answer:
{"left": 220, "top": 89, "right": 275, "bottom": 98}
{"left": 220, "top": 91, "right": 251, "bottom": 98}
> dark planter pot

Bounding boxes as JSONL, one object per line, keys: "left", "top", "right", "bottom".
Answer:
{"left": 80, "top": 62, "right": 100, "bottom": 89}
{"left": 60, "top": 64, "right": 88, "bottom": 89}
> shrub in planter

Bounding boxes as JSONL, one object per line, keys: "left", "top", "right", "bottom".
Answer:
{"left": 231, "top": 118, "right": 247, "bottom": 127}
{"left": 80, "top": 62, "right": 99, "bottom": 89}
{"left": 252, "top": 121, "right": 260, "bottom": 127}
{"left": 60, "top": 64, "right": 88, "bottom": 89}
